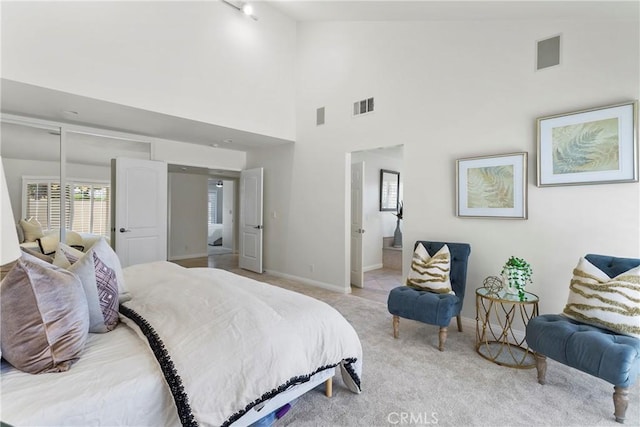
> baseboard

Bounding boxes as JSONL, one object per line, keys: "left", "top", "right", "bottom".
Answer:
{"left": 168, "top": 252, "right": 208, "bottom": 261}
{"left": 264, "top": 269, "right": 350, "bottom": 294}
{"left": 363, "top": 263, "right": 383, "bottom": 272}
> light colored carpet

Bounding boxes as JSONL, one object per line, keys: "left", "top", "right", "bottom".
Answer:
{"left": 233, "top": 271, "right": 640, "bottom": 427}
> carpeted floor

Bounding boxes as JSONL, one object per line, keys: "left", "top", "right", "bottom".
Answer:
{"left": 233, "top": 270, "right": 640, "bottom": 427}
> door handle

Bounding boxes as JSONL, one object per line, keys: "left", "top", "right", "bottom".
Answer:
{"left": 119, "top": 228, "right": 132, "bottom": 233}
{"left": 253, "top": 225, "right": 263, "bottom": 230}
{"left": 358, "top": 228, "right": 365, "bottom": 234}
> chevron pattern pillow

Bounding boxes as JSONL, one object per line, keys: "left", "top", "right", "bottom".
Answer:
{"left": 563, "top": 257, "right": 640, "bottom": 338}
{"left": 406, "top": 243, "right": 453, "bottom": 294}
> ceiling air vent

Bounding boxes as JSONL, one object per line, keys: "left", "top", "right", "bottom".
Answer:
{"left": 353, "top": 97, "right": 374, "bottom": 116}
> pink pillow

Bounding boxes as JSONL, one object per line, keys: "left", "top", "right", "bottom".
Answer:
{"left": 0, "top": 252, "right": 89, "bottom": 374}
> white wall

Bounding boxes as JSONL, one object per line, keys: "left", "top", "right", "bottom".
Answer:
{"left": 245, "top": 143, "right": 295, "bottom": 277}
{"left": 3, "top": 2, "right": 639, "bottom": 319}
{"left": 351, "top": 149, "right": 403, "bottom": 270}
{"left": 169, "top": 172, "right": 208, "bottom": 260}
{"left": 153, "top": 139, "right": 246, "bottom": 171}
{"left": 1, "top": 1, "right": 297, "bottom": 141}
{"left": 253, "top": 17, "right": 639, "bottom": 315}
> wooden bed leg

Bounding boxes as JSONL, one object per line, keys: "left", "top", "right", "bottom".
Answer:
{"left": 438, "top": 327, "right": 448, "bottom": 351}
{"left": 613, "top": 385, "right": 628, "bottom": 423}
{"left": 325, "top": 377, "right": 333, "bottom": 398}
{"left": 456, "top": 315, "right": 463, "bottom": 332}
{"left": 392, "top": 315, "right": 399, "bottom": 339}
{"left": 534, "top": 353, "right": 547, "bottom": 385}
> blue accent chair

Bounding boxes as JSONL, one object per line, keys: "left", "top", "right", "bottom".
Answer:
{"left": 525, "top": 254, "right": 640, "bottom": 423}
{"left": 387, "top": 241, "right": 471, "bottom": 351}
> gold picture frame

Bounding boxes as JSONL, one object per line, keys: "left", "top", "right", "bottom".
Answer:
{"left": 456, "top": 152, "right": 528, "bottom": 219}
{"left": 536, "top": 101, "right": 638, "bottom": 187}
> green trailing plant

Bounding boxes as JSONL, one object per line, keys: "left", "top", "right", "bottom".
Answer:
{"left": 501, "top": 256, "right": 532, "bottom": 301}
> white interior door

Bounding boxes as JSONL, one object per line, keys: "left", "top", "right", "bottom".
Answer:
{"left": 350, "top": 161, "right": 365, "bottom": 288}
{"left": 113, "top": 157, "right": 167, "bottom": 267}
{"left": 239, "top": 167, "right": 263, "bottom": 273}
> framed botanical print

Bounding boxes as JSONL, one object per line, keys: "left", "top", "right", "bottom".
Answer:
{"left": 456, "top": 152, "right": 528, "bottom": 219}
{"left": 537, "top": 101, "right": 638, "bottom": 187}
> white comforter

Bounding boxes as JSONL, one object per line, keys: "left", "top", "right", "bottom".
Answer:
{"left": 121, "top": 262, "right": 363, "bottom": 426}
{"left": 1, "top": 322, "right": 180, "bottom": 426}
{"left": 1, "top": 262, "right": 362, "bottom": 427}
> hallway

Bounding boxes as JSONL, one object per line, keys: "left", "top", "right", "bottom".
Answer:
{"left": 351, "top": 268, "right": 402, "bottom": 304}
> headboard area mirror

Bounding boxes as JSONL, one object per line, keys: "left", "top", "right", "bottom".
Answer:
{"left": 380, "top": 169, "right": 400, "bottom": 212}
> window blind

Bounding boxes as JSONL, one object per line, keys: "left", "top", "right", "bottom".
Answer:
{"left": 24, "top": 178, "right": 110, "bottom": 236}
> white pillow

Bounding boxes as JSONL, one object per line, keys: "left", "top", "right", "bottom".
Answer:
{"left": 19, "top": 218, "right": 43, "bottom": 242}
{"left": 53, "top": 242, "right": 86, "bottom": 268}
{"left": 406, "top": 243, "right": 453, "bottom": 294}
{"left": 37, "top": 230, "right": 85, "bottom": 255}
{"left": 68, "top": 240, "right": 122, "bottom": 333}
{"left": 563, "top": 257, "right": 640, "bottom": 338}
{"left": 55, "top": 238, "right": 130, "bottom": 303}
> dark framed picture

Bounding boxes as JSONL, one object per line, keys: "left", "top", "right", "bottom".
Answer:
{"left": 380, "top": 169, "right": 399, "bottom": 211}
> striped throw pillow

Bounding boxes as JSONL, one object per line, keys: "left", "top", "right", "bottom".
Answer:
{"left": 563, "top": 257, "right": 640, "bottom": 338}
{"left": 406, "top": 243, "right": 453, "bottom": 294}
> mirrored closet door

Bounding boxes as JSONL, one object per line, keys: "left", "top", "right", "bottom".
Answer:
{"left": 1, "top": 116, "right": 151, "bottom": 254}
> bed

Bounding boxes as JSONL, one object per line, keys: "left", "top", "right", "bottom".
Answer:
{"left": 208, "top": 223, "right": 224, "bottom": 246}
{"left": 0, "top": 258, "right": 362, "bottom": 426}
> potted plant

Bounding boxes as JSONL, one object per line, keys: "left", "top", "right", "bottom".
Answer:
{"left": 501, "top": 256, "right": 532, "bottom": 301}
{"left": 392, "top": 201, "right": 403, "bottom": 248}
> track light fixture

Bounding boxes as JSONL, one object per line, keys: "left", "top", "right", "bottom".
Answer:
{"left": 222, "top": 0, "right": 258, "bottom": 20}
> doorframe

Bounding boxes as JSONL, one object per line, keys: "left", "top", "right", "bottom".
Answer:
{"left": 345, "top": 146, "right": 405, "bottom": 292}
{"left": 350, "top": 160, "right": 365, "bottom": 288}
{"left": 166, "top": 167, "right": 241, "bottom": 261}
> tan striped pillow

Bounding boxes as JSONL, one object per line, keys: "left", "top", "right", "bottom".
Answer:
{"left": 563, "top": 257, "right": 640, "bottom": 338}
{"left": 406, "top": 243, "right": 453, "bottom": 294}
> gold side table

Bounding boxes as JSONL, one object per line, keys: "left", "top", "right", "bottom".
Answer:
{"left": 475, "top": 287, "right": 539, "bottom": 369}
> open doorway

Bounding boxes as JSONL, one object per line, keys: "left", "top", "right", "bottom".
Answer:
{"left": 349, "top": 145, "right": 404, "bottom": 303}
{"left": 168, "top": 165, "right": 239, "bottom": 270}
{"left": 207, "top": 178, "right": 234, "bottom": 256}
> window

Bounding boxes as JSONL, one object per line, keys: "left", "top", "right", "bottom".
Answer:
{"left": 23, "top": 178, "right": 110, "bottom": 237}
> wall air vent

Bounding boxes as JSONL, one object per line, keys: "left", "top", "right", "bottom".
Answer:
{"left": 353, "top": 97, "right": 374, "bottom": 116}
{"left": 536, "top": 35, "right": 561, "bottom": 71}
{"left": 316, "top": 107, "right": 325, "bottom": 126}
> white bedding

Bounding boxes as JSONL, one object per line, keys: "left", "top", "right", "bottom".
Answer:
{"left": 208, "top": 223, "right": 223, "bottom": 245}
{"left": 1, "top": 262, "right": 362, "bottom": 426}
{"left": 121, "top": 262, "right": 362, "bottom": 426}
{"left": 1, "top": 324, "right": 179, "bottom": 426}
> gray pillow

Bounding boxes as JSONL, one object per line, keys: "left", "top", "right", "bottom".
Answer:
{"left": 21, "top": 246, "right": 54, "bottom": 264}
{"left": 0, "top": 252, "right": 89, "bottom": 374}
{"left": 68, "top": 240, "right": 121, "bottom": 333}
